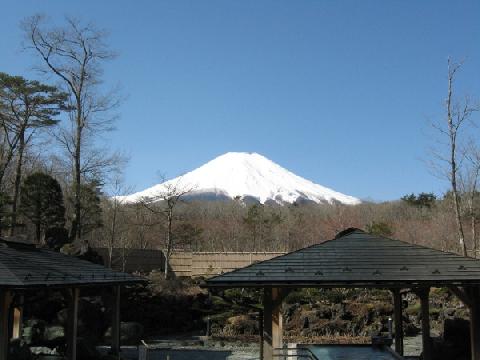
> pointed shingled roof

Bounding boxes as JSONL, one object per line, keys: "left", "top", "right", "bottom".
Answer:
{"left": 0, "top": 240, "right": 144, "bottom": 288}
{"left": 206, "top": 228, "right": 480, "bottom": 288}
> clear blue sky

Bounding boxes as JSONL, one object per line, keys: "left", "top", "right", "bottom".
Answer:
{"left": 1, "top": 0, "right": 479, "bottom": 201}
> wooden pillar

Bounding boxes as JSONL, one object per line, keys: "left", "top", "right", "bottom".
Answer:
{"left": 418, "top": 288, "right": 431, "bottom": 360}
{"left": 66, "top": 288, "right": 80, "bottom": 360}
{"left": 12, "top": 306, "right": 23, "bottom": 339}
{"left": 272, "top": 288, "right": 283, "bottom": 351}
{"left": 259, "top": 310, "right": 264, "bottom": 360}
{"left": 0, "top": 290, "right": 12, "bottom": 360}
{"left": 111, "top": 285, "right": 121, "bottom": 357}
{"left": 392, "top": 289, "right": 404, "bottom": 356}
{"left": 467, "top": 286, "right": 480, "bottom": 360}
{"left": 262, "top": 288, "right": 284, "bottom": 360}
{"left": 263, "top": 288, "right": 274, "bottom": 360}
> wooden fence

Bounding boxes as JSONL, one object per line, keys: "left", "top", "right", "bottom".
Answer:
{"left": 94, "top": 248, "right": 285, "bottom": 278}
{"left": 93, "top": 248, "right": 165, "bottom": 273}
{"left": 170, "top": 251, "right": 286, "bottom": 278}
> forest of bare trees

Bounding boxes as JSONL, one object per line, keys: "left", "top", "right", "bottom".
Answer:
{"left": 90, "top": 192, "right": 477, "bottom": 256}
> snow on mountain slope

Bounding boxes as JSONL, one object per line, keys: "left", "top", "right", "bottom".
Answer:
{"left": 118, "top": 152, "right": 361, "bottom": 205}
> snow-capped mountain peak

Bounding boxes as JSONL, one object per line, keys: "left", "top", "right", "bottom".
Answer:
{"left": 118, "top": 152, "right": 361, "bottom": 205}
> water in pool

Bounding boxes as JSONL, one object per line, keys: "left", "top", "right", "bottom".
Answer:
{"left": 308, "top": 345, "right": 398, "bottom": 360}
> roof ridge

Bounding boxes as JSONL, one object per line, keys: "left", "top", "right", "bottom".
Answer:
{"left": 374, "top": 233, "right": 480, "bottom": 261}
{"left": 206, "top": 228, "right": 366, "bottom": 282}
{"left": 206, "top": 238, "right": 330, "bottom": 282}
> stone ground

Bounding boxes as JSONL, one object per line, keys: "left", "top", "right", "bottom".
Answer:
{"left": 401, "top": 335, "right": 422, "bottom": 357}
{"left": 99, "top": 343, "right": 259, "bottom": 360}
{"left": 99, "top": 336, "right": 423, "bottom": 359}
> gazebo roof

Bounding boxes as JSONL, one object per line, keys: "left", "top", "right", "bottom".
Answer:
{"left": 0, "top": 239, "right": 144, "bottom": 288}
{"left": 206, "top": 228, "right": 480, "bottom": 288}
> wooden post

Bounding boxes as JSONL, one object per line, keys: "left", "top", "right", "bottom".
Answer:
{"left": 418, "top": 288, "right": 431, "bottom": 360}
{"left": 262, "top": 288, "right": 284, "bottom": 360}
{"left": 272, "top": 288, "right": 283, "bottom": 351}
{"left": 12, "top": 306, "right": 23, "bottom": 339}
{"left": 0, "top": 290, "right": 12, "bottom": 360}
{"left": 263, "top": 288, "right": 274, "bottom": 360}
{"left": 259, "top": 309, "right": 264, "bottom": 360}
{"left": 111, "top": 285, "right": 121, "bottom": 357}
{"left": 466, "top": 286, "right": 480, "bottom": 360}
{"left": 66, "top": 288, "right": 80, "bottom": 360}
{"left": 392, "top": 289, "right": 404, "bottom": 356}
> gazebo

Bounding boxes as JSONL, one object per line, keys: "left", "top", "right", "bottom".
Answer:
{"left": 0, "top": 238, "right": 145, "bottom": 360}
{"left": 206, "top": 228, "right": 480, "bottom": 360}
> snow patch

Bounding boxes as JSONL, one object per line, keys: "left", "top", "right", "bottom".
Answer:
{"left": 117, "top": 152, "right": 361, "bottom": 205}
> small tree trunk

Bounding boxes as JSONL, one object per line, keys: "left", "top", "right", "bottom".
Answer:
{"left": 472, "top": 212, "right": 477, "bottom": 258}
{"left": 470, "top": 188, "right": 478, "bottom": 258}
{"left": 453, "top": 191, "right": 467, "bottom": 256}
{"left": 447, "top": 64, "right": 467, "bottom": 256}
{"left": 35, "top": 222, "right": 41, "bottom": 243}
{"left": 164, "top": 207, "right": 173, "bottom": 280}
{"left": 10, "top": 131, "right": 25, "bottom": 236}
{"left": 108, "top": 200, "right": 117, "bottom": 268}
{"left": 70, "top": 102, "right": 83, "bottom": 243}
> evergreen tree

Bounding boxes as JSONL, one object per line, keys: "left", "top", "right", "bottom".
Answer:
{"left": 0, "top": 72, "right": 67, "bottom": 234}
{"left": 68, "top": 182, "right": 103, "bottom": 240}
{"left": 365, "top": 221, "right": 394, "bottom": 237}
{"left": 20, "top": 172, "right": 65, "bottom": 242}
{"left": 401, "top": 192, "right": 437, "bottom": 208}
{"left": 0, "top": 192, "right": 12, "bottom": 236}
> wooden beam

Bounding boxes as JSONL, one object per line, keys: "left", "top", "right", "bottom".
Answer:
{"left": 391, "top": 289, "right": 404, "bottom": 356}
{"left": 466, "top": 286, "right": 480, "bottom": 360}
{"left": 271, "top": 288, "right": 283, "bottom": 351}
{"left": 263, "top": 288, "right": 273, "bottom": 360}
{"left": 449, "top": 286, "right": 473, "bottom": 308}
{"left": 111, "top": 285, "right": 121, "bottom": 357}
{"left": 259, "top": 310, "right": 264, "bottom": 360}
{"left": 0, "top": 290, "right": 12, "bottom": 360}
{"left": 416, "top": 288, "right": 431, "bottom": 360}
{"left": 12, "top": 306, "right": 22, "bottom": 340}
{"left": 273, "top": 288, "right": 290, "bottom": 309}
{"left": 262, "top": 287, "right": 284, "bottom": 360}
{"left": 66, "top": 288, "right": 80, "bottom": 360}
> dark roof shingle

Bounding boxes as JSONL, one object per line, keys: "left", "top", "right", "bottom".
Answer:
{"left": 206, "top": 229, "right": 480, "bottom": 288}
{"left": 0, "top": 240, "right": 144, "bottom": 288}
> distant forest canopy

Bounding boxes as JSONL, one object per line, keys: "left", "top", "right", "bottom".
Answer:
{"left": 90, "top": 191, "right": 478, "bottom": 255}
{"left": 0, "top": 15, "right": 479, "bottom": 272}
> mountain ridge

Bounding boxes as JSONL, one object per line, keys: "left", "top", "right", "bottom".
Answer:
{"left": 118, "top": 152, "right": 361, "bottom": 205}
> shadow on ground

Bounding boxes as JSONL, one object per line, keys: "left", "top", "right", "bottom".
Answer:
{"left": 102, "top": 347, "right": 258, "bottom": 360}
{"left": 144, "top": 349, "right": 234, "bottom": 360}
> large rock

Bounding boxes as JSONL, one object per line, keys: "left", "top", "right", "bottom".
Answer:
{"left": 22, "top": 319, "right": 47, "bottom": 345}
{"left": 43, "top": 326, "right": 64, "bottom": 342}
{"left": 222, "top": 315, "right": 258, "bottom": 336}
{"left": 104, "top": 322, "right": 144, "bottom": 345}
{"left": 8, "top": 338, "right": 32, "bottom": 360}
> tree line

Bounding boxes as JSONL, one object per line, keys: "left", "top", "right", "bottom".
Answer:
{"left": 0, "top": 15, "right": 120, "bottom": 251}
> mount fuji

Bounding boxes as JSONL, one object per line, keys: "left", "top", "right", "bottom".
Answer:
{"left": 118, "top": 152, "right": 361, "bottom": 205}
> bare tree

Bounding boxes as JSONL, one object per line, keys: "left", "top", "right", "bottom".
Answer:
{"left": 128, "top": 203, "right": 156, "bottom": 250}
{"left": 102, "top": 178, "right": 131, "bottom": 267}
{"left": 460, "top": 143, "right": 480, "bottom": 257}
{"left": 429, "top": 59, "right": 478, "bottom": 256}
{"left": 141, "top": 177, "right": 194, "bottom": 279}
{"left": 22, "top": 15, "right": 119, "bottom": 243}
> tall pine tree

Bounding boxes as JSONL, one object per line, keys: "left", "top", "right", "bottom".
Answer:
{"left": 0, "top": 72, "right": 67, "bottom": 234}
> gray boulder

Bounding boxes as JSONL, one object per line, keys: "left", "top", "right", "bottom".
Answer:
{"left": 104, "top": 322, "right": 144, "bottom": 345}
